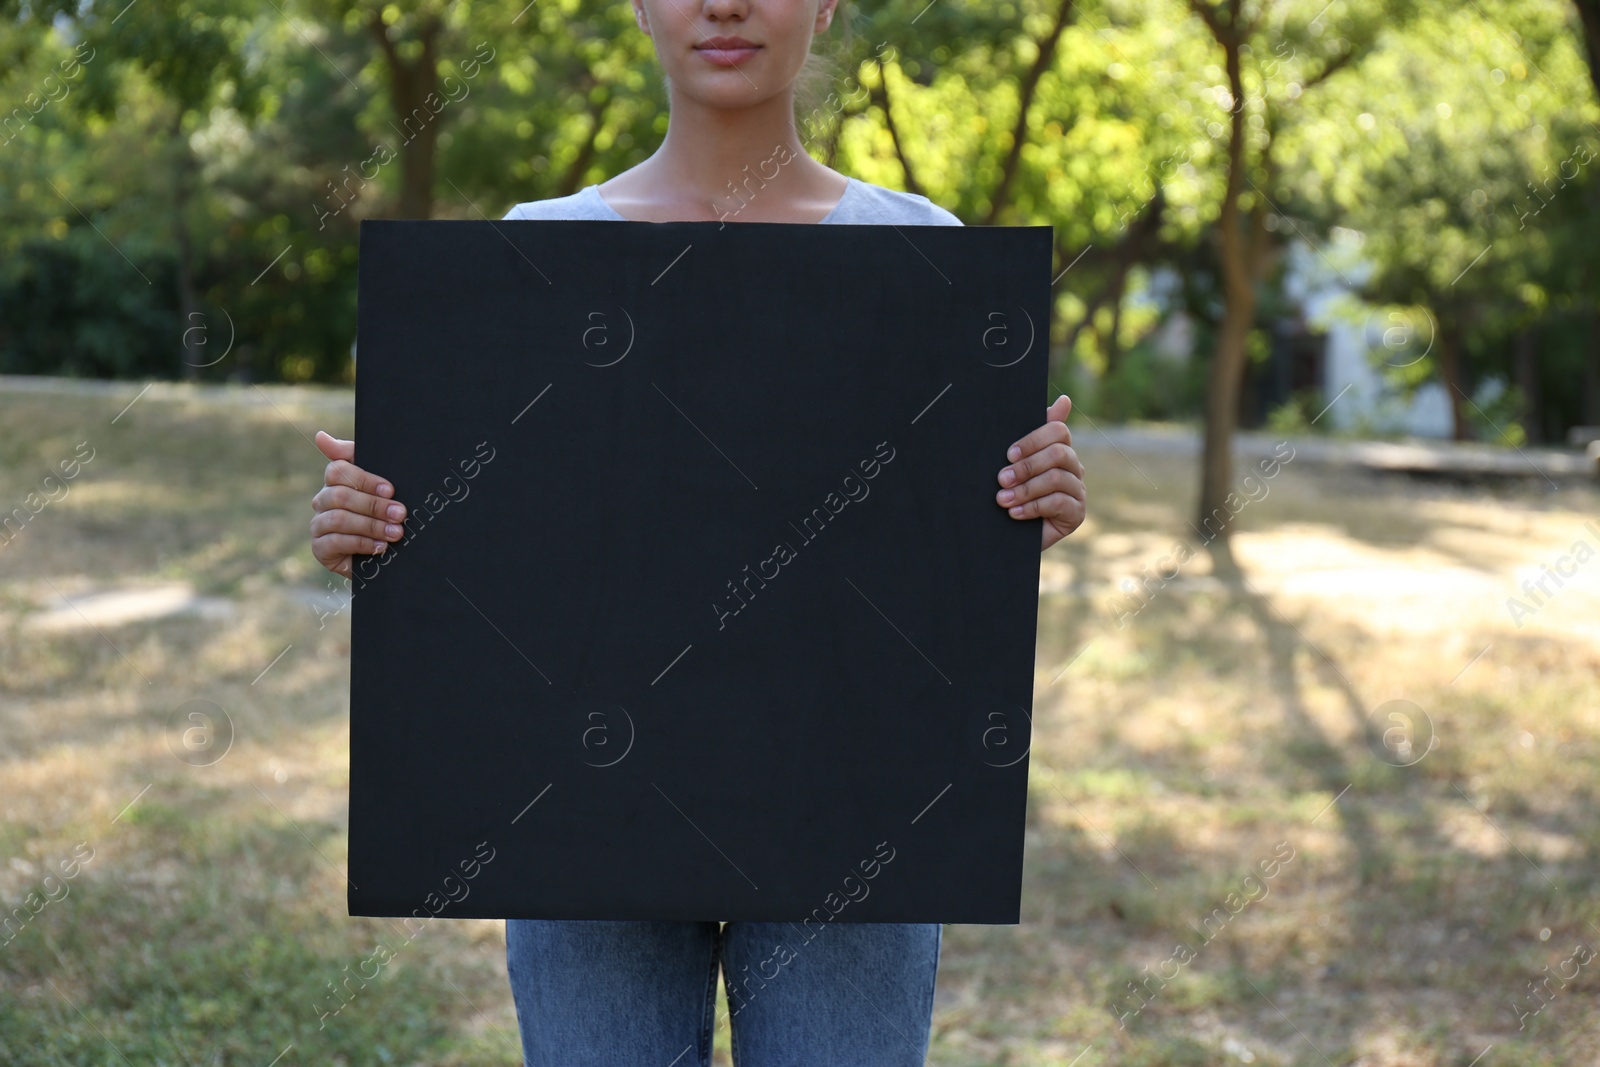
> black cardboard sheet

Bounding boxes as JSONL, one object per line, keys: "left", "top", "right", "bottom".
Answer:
{"left": 348, "top": 218, "right": 1051, "bottom": 924}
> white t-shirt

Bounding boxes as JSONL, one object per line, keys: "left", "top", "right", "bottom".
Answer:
{"left": 503, "top": 175, "right": 963, "bottom": 226}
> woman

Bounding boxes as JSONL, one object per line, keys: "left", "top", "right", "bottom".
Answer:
{"left": 310, "top": 0, "right": 1087, "bottom": 1062}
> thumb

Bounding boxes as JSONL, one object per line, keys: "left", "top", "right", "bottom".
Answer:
{"left": 315, "top": 430, "right": 355, "bottom": 463}
{"left": 1047, "top": 393, "right": 1073, "bottom": 422}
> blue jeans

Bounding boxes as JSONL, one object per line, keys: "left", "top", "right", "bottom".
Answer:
{"left": 505, "top": 919, "right": 941, "bottom": 1065}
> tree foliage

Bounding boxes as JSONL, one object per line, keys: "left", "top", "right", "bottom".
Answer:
{"left": 0, "top": 0, "right": 1593, "bottom": 460}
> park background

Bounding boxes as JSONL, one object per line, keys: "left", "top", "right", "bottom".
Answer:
{"left": 2, "top": 0, "right": 1600, "bottom": 1064}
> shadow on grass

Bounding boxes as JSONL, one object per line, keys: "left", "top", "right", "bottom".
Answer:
{"left": 986, "top": 548, "right": 1600, "bottom": 1065}
{"left": 1210, "top": 566, "right": 1593, "bottom": 1064}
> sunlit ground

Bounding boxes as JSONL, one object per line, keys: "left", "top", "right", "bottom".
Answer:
{"left": 1, "top": 381, "right": 1596, "bottom": 1066}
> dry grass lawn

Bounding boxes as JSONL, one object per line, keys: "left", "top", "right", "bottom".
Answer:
{"left": 1, "top": 381, "right": 1597, "bottom": 1066}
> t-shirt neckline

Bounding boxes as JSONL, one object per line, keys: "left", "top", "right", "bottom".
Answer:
{"left": 586, "top": 176, "right": 857, "bottom": 224}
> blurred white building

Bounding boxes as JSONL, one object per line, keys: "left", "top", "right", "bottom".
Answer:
{"left": 1136, "top": 232, "right": 1465, "bottom": 438}
{"left": 1285, "top": 235, "right": 1455, "bottom": 438}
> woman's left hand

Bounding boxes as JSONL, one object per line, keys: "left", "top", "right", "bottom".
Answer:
{"left": 996, "top": 394, "right": 1087, "bottom": 552}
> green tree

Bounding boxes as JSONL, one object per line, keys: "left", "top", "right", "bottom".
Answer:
{"left": 1174, "top": 0, "right": 1410, "bottom": 556}
{"left": 6, "top": 0, "right": 262, "bottom": 378}
{"left": 1307, "top": 0, "right": 1597, "bottom": 440}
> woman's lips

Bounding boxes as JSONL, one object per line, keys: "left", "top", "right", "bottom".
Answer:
{"left": 696, "top": 44, "right": 761, "bottom": 66}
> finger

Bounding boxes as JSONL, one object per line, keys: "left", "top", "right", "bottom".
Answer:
{"left": 1006, "top": 489, "right": 1085, "bottom": 524}
{"left": 315, "top": 431, "right": 355, "bottom": 464}
{"left": 312, "top": 484, "right": 407, "bottom": 524}
{"left": 1048, "top": 393, "right": 1072, "bottom": 423}
{"left": 1004, "top": 418, "right": 1071, "bottom": 467}
{"left": 324, "top": 458, "right": 395, "bottom": 501}
{"left": 996, "top": 467, "right": 1083, "bottom": 509}
{"left": 311, "top": 509, "right": 404, "bottom": 542}
{"left": 313, "top": 531, "right": 389, "bottom": 561}
{"left": 318, "top": 553, "right": 358, "bottom": 579}
{"left": 999, "top": 441, "right": 1083, "bottom": 490}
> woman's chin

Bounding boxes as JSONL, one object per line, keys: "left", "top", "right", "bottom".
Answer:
{"left": 674, "top": 79, "right": 785, "bottom": 111}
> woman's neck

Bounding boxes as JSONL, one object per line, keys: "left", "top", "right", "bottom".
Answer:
{"left": 598, "top": 88, "right": 847, "bottom": 223}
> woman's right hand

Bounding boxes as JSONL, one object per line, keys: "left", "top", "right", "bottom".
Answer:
{"left": 311, "top": 431, "right": 407, "bottom": 578}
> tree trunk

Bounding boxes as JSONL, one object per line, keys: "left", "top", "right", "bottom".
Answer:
{"left": 1199, "top": 289, "right": 1256, "bottom": 544}
{"left": 1586, "top": 309, "right": 1600, "bottom": 426}
{"left": 1437, "top": 318, "right": 1470, "bottom": 441}
{"left": 1059, "top": 188, "right": 1163, "bottom": 356}
{"left": 1573, "top": 0, "right": 1600, "bottom": 102}
{"left": 873, "top": 74, "right": 924, "bottom": 198}
{"left": 1194, "top": 25, "right": 1270, "bottom": 561}
{"left": 371, "top": 15, "right": 444, "bottom": 220}
{"left": 174, "top": 212, "right": 200, "bottom": 380}
{"left": 818, "top": 103, "right": 847, "bottom": 170}
{"left": 1104, "top": 275, "right": 1126, "bottom": 378}
{"left": 1514, "top": 327, "right": 1542, "bottom": 444}
{"left": 981, "top": 0, "right": 1076, "bottom": 225}
{"left": 170, "top": 113, "right": 201, "bottom": 381}
{"left": 558, "top": 89, "right": 613, "bottom": 198}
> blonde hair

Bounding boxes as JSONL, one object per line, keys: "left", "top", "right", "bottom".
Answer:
{"left": 794, "top": 5, "right": 852, "bottom": 123}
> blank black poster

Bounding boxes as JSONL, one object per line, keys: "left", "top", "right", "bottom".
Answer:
{"left": 348, "top": 217, "right": 1051, "bottom": 924}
